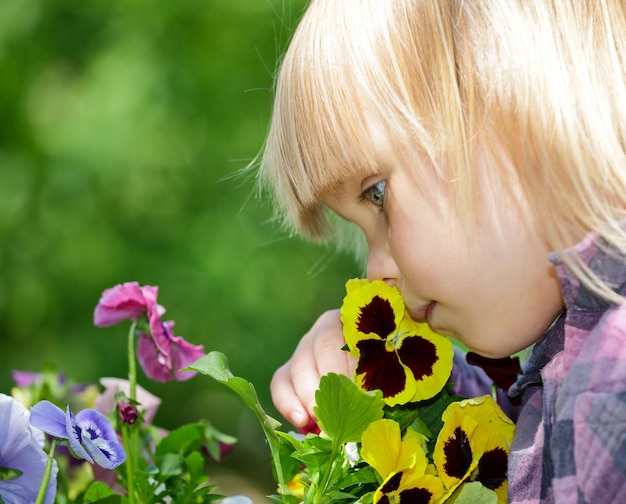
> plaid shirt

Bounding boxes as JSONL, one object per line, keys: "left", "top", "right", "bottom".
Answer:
{"left": 506, "top": 230, "right": 626, "bottom": 502}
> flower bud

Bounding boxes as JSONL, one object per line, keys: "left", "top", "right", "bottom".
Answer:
{"left": 117, "top": 401, "right": 139, "bottom": 425}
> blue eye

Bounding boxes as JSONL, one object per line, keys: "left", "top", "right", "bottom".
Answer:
{"left": 362, "top": 181, "right": 386, "bottom": 207}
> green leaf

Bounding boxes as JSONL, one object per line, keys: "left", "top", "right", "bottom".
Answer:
{"left": 185, "top": 451, "right": 208, "bottom": 488}
{"left": 155, "top": 422, "right": 205, "bottom": 458}
{"left": 268, "top": 495, "right": 300, "bottom": 504}
{"left": 447, "top": 482, "right": 498, "bottom": 504}
{"left": 275, "top": 431, "right": 304, "bottom": 482}
{"left": 186, "top": 352, "right": 282, "bottom": 431}
{"left": 314, "top": 373, "right": 384, "bottom": 445}
{"left": 0, "top": 467, "right": 22, "bottom": 481}
{"left": 186, "top": 352, "right": 292, "bottom": 492}
{"left": 337, "top": 464, "right": 378, "bottom": 488}
{"left": 83, "top": 481, "right": 128, "bottom": 503}
{"left": 159, "top": 452, "right": 184, "bottom": 477}
{"left": 416, "top": 389, "right": 463, "bottom": 438}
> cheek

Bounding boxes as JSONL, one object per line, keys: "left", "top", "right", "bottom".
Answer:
{"left": 387, "top": 206, "right": 446, "bottom": 288}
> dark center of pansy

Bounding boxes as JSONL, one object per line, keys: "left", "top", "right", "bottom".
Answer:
{"left": 396, "top": 335, "right": 438, "bottom": 381}
{"left": 475, "top": 447, "right": 508, "bottom": 490}
{"left": 376, "top": 473, "right": 433, "bottom": 504}
{"left": 356, "top": 339, "right": 406, "bottom": 398}
{"left": 357, "top": 296, "right": 396, "bottom": 338}
{"left": 443, "top": 426, "right": 473, "bottom": 478}
{"left": 399, "top": 488, "right": 433, "bottom": 504}
{"left": 381, "top": 472, "right": 403, "bottom": 493}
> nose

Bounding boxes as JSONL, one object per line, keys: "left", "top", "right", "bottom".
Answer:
{"left": 366, "top": 237, "right": 400, "bottom": 286}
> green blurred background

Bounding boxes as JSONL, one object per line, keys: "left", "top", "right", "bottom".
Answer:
{"left": 0, "top": 0, "right": 362, "bottom": 497}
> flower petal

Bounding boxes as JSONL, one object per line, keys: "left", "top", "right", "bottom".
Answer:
{"left": 137, "top": 333, "right": 172, "bottom": 382}
{"left": 65, "top": 407, "right": 93, "bottom": 463}
{"left": 170, "top": 334, "right": 205, "bottom": 381}
{"left": 357, "top": 295, "right": 397, "bottom": 338}
{"left": 341, "top": 280, "right": 405, "bottom": 355}
{"left": 355, "top": 339, "right": 415, "bottom": 405}
{"left": 29, "top": 400, "right": 69, "bottom": 440}
{"left": 81, "top": 433, "right": 127, "bottom": 469}
{"left": 93, "top": 282, "right": 162, "bottom": 326}
{"left": 0, "top": 394, "right": 57, "bottom": 504}
{"left": 361, "top": 419, "right": 428, "bottom": 480}
{"left": 434, "top": 395, "right": 515, "bottom": 496}
{"left": 476, "top": 447, "right": 508, "bottom": 492}
{"left": 75, "top": 409, "right": 119, "bottom": 446}
{"left": 396, "top": 322, "right": 454, "bottom": 402}
{"left": 11, "top": 370, "right": 41, "bottom": 388}
{"left": 75, "top": 409, "right": 126, "bottom": 469}
{"left": 374, "top": 471, "right": 445, "bottom": 504}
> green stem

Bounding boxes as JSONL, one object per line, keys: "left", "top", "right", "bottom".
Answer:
{"left": 35, "top": 438, "right": 56, "bottom": 504}
{"left": 124, "top": 319, "right": 138, "bottom": 504}
{"left": 122, "top": 424, "right": 136, "bottom": 504}
{"left": 313, "top": 442, "right": 340, "bottom": 504}
{"left": 128, "top": 320, "right": 138, "bottom": 401}
{"left": 257, "top": 414, "right": 288, "bottom": 493}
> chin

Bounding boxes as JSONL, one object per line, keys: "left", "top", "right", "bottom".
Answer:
{"left": 467, "top": 345, "right": 523, "bottom": 359}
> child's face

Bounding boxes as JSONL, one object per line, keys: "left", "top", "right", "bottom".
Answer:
{"left": 324, "top": 150, "right": 565, "bottom": 358}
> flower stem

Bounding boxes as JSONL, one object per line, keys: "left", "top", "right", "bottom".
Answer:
{"left": 313, "top": 443, "right": 340, "bottom": 503}
{"left": 35, "top": 438, "right": 56, "bottom": 504}
{"left": 121, "top": 424, "right": 136, "bottom": 504}
{"left": 124, "top": 319, "right": 139, "bottom": 504}
{"left": 128, "top": 320, "right": 138, "bottom": 401}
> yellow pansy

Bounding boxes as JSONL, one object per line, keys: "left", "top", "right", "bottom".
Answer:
{"left": 341, "top": 279, "right": 454, "bottom": 406}
{"left": 433, "top": 395, "right": 515, "bottom": 503}
{"left": 361, "top": 418, "right": 444, "bottom": 504}
{"left": 361, "top": 419, "right": 428, "bottom": 479}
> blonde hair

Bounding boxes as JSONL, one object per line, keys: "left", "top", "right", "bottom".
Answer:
{"left": 259, "top": 0, "right": 626, "bottom": 302}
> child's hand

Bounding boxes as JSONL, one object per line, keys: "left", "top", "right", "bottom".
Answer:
{"left": 270, "top": 309, "right": 355, "bottom": 428}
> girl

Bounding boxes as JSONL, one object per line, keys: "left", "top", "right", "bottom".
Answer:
{"left": 258, "top": 1, "right": 626, "bottom": 502}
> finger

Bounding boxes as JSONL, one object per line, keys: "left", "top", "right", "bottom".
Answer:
{"left": 312, "top": 312, "right": 352, "bottom": 378}
{"left": 270, "top": 362, "right": 310, "bottom": 428}
{"left": 288, "top": 332, "right": 324, "bottom": 421}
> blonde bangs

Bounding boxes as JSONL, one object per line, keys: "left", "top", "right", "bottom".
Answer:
{"left": 260, "top": 0, "right": 471, "bottom": 240}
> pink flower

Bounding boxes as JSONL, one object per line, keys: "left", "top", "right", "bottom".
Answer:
{"left": 94, "top": 282, "right": 205, "bottom": 382}
{"left": 137, "top": 304, "right": 205, "bottom": 382}
{"left": 93, "top": 282, "right": 163, "bottom": 327}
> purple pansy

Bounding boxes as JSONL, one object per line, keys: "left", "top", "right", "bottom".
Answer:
{"left": 0, "top": 394, "right": 57, "bottom": 504}
{"left": 94, "top": 282, "right": 205, "bottom": 382}
{"left": 30, "top": 401, "right": 126, "bottom": 470}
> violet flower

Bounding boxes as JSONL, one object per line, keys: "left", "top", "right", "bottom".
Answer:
{"left": 30, "top": 401, "right": 126, "bottom": 470}
{"left": 0, "top": 394, "right": 57, "bottom": 504}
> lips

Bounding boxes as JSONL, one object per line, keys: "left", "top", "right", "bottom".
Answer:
{"left": 410, "top": 301, "right": 435, "bottom": 323}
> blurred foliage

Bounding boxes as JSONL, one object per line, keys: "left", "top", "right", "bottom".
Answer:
{"left": 0, "top": 0, "right": 362, "bottom": 493}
